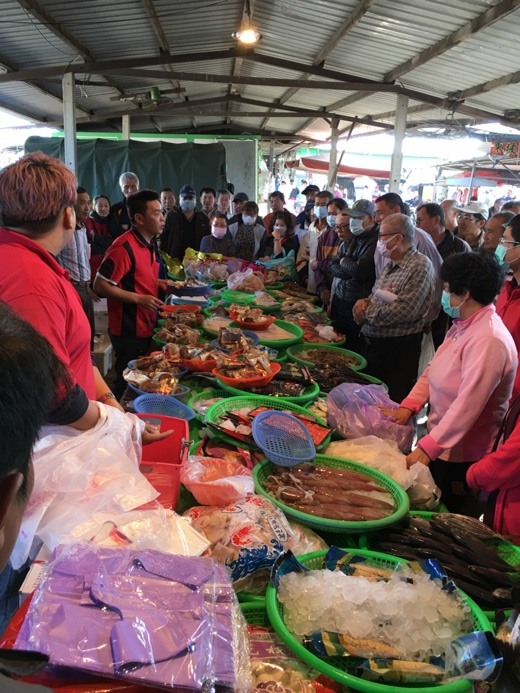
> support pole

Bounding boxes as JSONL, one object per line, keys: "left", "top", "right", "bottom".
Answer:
{"left": 327, "top": 117, "right": 340, "bottom": 192}
{"left": 466, "top": 161, "right": 477, "bottom": 203}
{"left": 122, "top": 114, "right": 130, "bottom": 140}
{"left": 389, "top": 94, "right": 408, "bottom": 193}
{"left": 62, "top": 73, "right": 77, "bottom": 173}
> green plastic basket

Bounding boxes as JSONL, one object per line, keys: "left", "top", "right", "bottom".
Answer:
{"left": 188, "top": 387, "right": 228, "bottom": 422}
{"left": 221, "top": 289, "right": 256, "bottom": 305}
{"left": 265, "top": 548, "right": 491, "bottom": 693}
{"left": 253, "top": 454, "right": 409, "bottom": 533}
{"left": 215, "top": 377, "right": 320, "bottom": 404}
{"left": 240, "top": 601, "right": 269, "bottom": 625}
{"left": 254, "top": 320, "right": 304, "bottom": 349}
{"left": 251, "top": 301, "right": 283, "bottom": 314}
{"left": 286, "top": 343, "right": 367, "bottom": 372}
{"left": 204, "top": 395, "right": 332, "bottom": 450}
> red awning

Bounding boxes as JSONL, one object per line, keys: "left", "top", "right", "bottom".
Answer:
{"left": 286, "top": 156, "right": 391, "bottom": 179}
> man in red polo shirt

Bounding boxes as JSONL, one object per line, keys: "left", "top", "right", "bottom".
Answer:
{"left": 94, "top": 189, "right": 165, "bottom": 399}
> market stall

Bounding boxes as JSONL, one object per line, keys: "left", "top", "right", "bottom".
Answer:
{"left": 4, "top": 256, "right": 519, "bottom": 693}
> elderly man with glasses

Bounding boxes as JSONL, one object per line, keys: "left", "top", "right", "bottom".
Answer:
{"left": 455, "top": 201, "right": 488, "bottom": 250}
{"left": 353, "top": 213, "right": 436, "bottom": 403}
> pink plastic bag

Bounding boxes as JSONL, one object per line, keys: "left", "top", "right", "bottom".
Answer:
{"left": 327, "top": 383, "right": 414, "bottom": 453}
{"left": 180, "top": 456, "right": 254, "bottom": 505}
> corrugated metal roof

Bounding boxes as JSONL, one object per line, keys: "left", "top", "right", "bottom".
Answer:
{"left": 0, "top": 0, "right": 516, "bottom": 147}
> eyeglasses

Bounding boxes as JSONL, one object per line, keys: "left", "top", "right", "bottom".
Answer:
{"left": 457, "top": 214, "right": 478, "bottom": 221}
{"left": 334, "top": 224, "right": 350, "bottom": 231}
{"left": 500, "top": 238, "right": 520, "bottom": 247}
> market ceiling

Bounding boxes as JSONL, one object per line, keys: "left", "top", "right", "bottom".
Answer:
{"left": 1, "top": 0, "right": 520, "bottom": 146}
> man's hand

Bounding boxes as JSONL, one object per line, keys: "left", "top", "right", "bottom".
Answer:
{"left": 311, "top": 260, "right": 318, "bottom": 271}
{"left": 320, "top": 289, "right": 330, "bottom": 306}
{"left": 142, "top": 423, "right": 173, "bottom": 445}
{"left": 353, "top": 298, "right": 369, "bottom": 325}
{"left": 88, "top": 284, "right": 102, "bottom": 303}
{"left": 157, "top": 279, "right": 171, "bottom": 294}
{"left": 379, "top": 406, "right": 413, "bottom": 425}
{"left": 406, "top": 447, "right": 431, "bottom": 468}
{"left": 136, "top": 294, "right": 164, "bottom": 312}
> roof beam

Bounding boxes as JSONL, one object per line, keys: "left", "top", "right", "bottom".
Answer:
{"left": 107, "top": 68, "right": 396, "bottom": 90}
{"left": 75, "top": 95, "right": 235, "bottom": 123}
{"left": 140, "top": 0, "right": 195, "bottom": 127}
{"left": 16, "top": 0, "right": 125, "bottom": 97}
{"left": 260, "top": 0, "right": 376, "bottom": 128}
{"left": 0, "top": 49, "right": 247, "bottom": 84}
{"left": 0, "top": 51, "right": 91, "bottom": 119}
{"left": 384, "top": 0, "right": 520, "bottom": 82}
{"left": 448, "top": 68, "right": 520, "bottom": 101}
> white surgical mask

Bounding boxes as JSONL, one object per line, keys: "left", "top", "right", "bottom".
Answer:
{"left": 315, "top": 205, "right": 327, "bottom": 219}
{"left": 349, "top": 218, "right": 365, "bottom": 236}
{"left": 273, "top": 224, "right": 287, "bottom": 236}
{"left": 211, "top": 226, "right": 227, "bottom": 239}
{"left": 377, "top": 235, "right": 396, "bottom": 258}
{"left": 180, "top": 198, "right": 195, "bottom": 211}
{"left": 242, "top": 214, "right": 256, "bottom": 225}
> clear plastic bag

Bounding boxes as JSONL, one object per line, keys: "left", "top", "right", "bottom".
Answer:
{"left": 327, "top": 383, "right": 414, "bottom": 453}
{"left": 407, "top": 462, "right": 442, "bottom": 510}
{"left": 16, "top": 542, "right": 251, "bottom": 691}
{"left": 227, "top": 267, "right": 265, "bottom": 292}
{"left": 324, "top": 435, "right": 410, "bottom": 488}
{"left": 184, "top": 496, "right": 302, "bottom": 584}
{"left": 11, "top": 405, "right": 157, "bottom": 569}
{"left": 180, "top": 456, "right": 254, "bottom": 506}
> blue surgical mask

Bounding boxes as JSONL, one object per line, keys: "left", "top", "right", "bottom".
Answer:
{"left": 326, "top": 214, "right": 336, "bottom": 227}
{"left": 441, "top": 290, "right": 466, "bottom": 319}
{"left": 315, "top": 205, "right": 327, "bottom": 219}
{"left": 349, "top": 218, "right": 365, "bottom": 236}
{"left": 495, "top": 243, "right": 507, "bottom": 265}
{"left": 242, "top": 214, "right": 256, "bottom": 225}
{"left": 180, "top": 198, "right": 195, "bottom": 211}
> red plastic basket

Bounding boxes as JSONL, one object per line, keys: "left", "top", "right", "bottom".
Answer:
{"left": 159, "top": 304, "right": 202, "bottom": 316}
{"left": 229, "top": 313, "right": 276, "bottom": 331}
{"left": 136, "top": 414, "right": 191, "bottom": 510}
{"left": 212, "top": 361, "right": 281, "bottom": 388}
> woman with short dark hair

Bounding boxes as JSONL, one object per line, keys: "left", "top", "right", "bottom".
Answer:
{"left": 383, "top": 251, "right": 517, "bottom": 514}
{"left": 257, "top": 209, "right": 299, "bottom": 259}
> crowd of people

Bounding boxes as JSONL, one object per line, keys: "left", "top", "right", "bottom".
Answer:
{"left": 1, "top": 152, "right": 520, "bottom": 649}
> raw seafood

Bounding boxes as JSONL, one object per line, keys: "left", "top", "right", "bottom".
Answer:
{"left": 371, "top": 513, "right": 520, "bottom": 609}
{"left": 297, "top": 347, "right": 359, "bottom": 368}
{"left": 264, "top": 463, "right": 395, "bottom": 521}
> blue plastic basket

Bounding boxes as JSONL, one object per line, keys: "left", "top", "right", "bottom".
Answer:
{"left": 126, "top": 382, "right": 191, "bottom": 400}
{"left": 252, "top": 410, "right": 316, "bottom": 467}
{"left": 133, "top": 394, "right": 196, "bottom": 421}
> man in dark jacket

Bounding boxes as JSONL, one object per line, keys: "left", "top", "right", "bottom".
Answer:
{"left": 160, "top": 184, "right": 210, "bottom": 259}
{"left": 110, "top": 172, "right": 139, "bottom": 237}
{"left": 328, "top": 200, "right": 378, "bottom": 355}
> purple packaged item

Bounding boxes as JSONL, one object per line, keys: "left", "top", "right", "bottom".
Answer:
{"left": 16, "top": 543, "right": 247, "bottom": 690}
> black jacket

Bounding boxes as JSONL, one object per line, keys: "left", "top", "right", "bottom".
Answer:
{"left": 328, "top": 224, "right": 378, "bottom": 303}
{"left": 160, "top": 209, "right": 210, "bottom": 259}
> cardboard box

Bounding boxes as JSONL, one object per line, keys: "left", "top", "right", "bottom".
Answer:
{"left": 93, "top": 333, "right": 113, "bottom": 376}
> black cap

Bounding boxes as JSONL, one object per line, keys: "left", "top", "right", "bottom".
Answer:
{"left": 301, "top": 185, "right": 320, "bottom": 196}
{"left": 233, "top": 192, "right": 249, "bottom": 202}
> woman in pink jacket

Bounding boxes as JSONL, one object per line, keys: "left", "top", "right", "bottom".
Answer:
{"left": 382, "top": 252, "right": 517, "bottom": 514}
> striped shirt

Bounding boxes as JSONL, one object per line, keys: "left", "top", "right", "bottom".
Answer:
{"left": 362, "top": 247, "right": 435, "bottom": 338}
{"left": 56, "top": 225, "right": 91, "bottom": 282}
